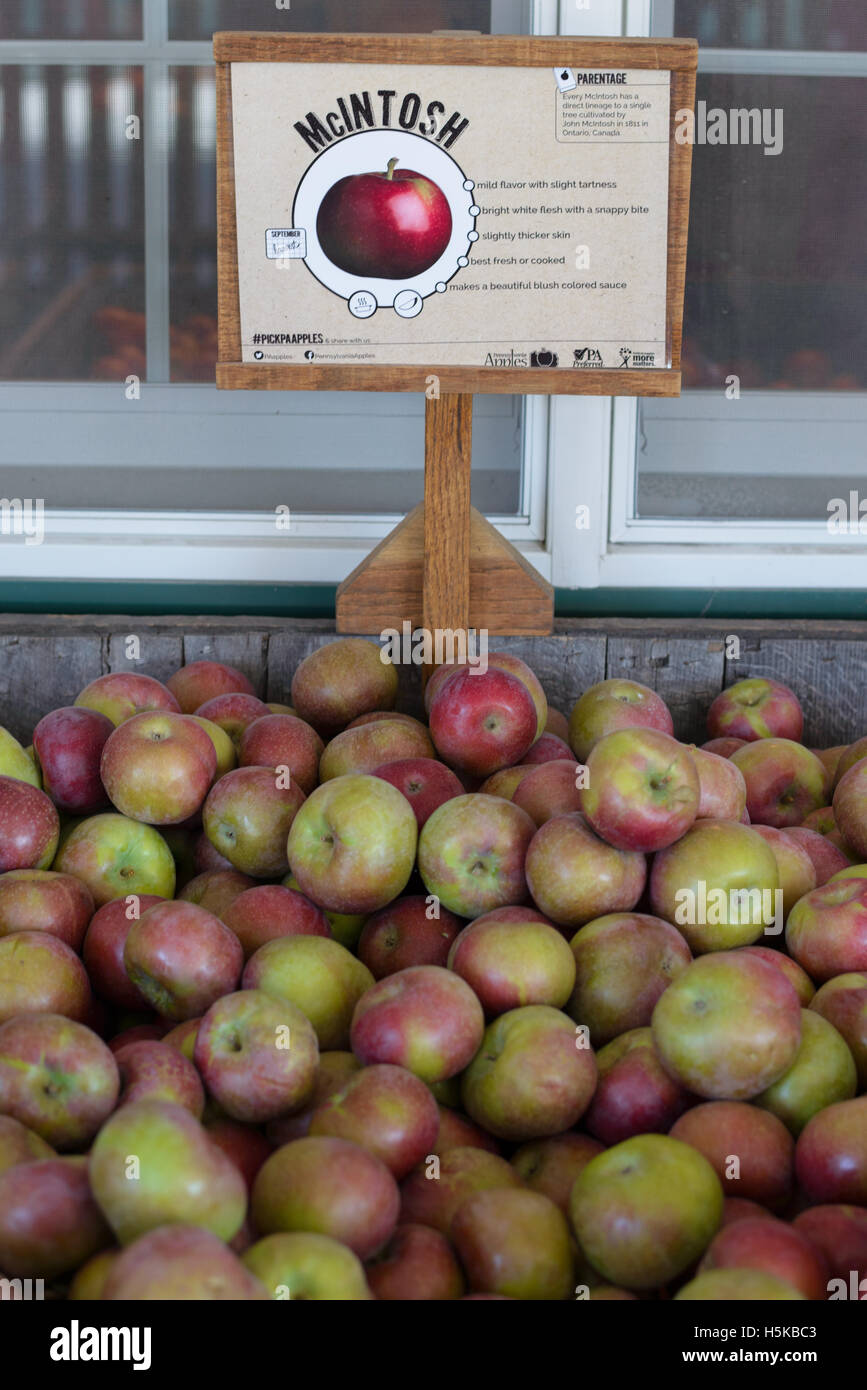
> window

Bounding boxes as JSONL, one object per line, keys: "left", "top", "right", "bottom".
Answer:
{"left": 0, "top": 0, "right": 551, "bottom": 585}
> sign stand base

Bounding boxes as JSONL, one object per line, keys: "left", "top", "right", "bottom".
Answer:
{"left": 335, "top": 392, "right": 555, "bottom": 641}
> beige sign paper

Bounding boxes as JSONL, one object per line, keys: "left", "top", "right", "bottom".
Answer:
{"left": 231, "top": 62, "right": 671, "bottom": 371}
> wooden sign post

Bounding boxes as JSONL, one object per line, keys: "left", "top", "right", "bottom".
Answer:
{"left": 215, "top": 33, "right": 697, "bottom": 644}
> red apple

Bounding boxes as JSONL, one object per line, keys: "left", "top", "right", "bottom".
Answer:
{"left": 103, "top": 1224, "right": 268, "bottom": 1300}
{"left": 448, "top": 909, "right": 576, "bottom": 1015}
{"left": 832, "top": 737, "right": 867, "bottom": 788}
{"left": 100, "top": 710, "right": 217, "bottom": 825}
{"left": 512, "top": 760, "right": 583, "bottom": 826}
{"left": 584, "top": 1026, "right": 690, "bottom": 1145}
{"left": 194, "top": 692, "right": 270, "bottom": 746}
{"left": 115, "top": 1038, "right": 205, "bottom": 1116}
{"left": 309, "top": 1063, "right": 439, "bottom": 1179}
{"left": 203, "top": 766, "right": 305, "bottom": 878}
{"left": 833, "top": 758, "right": 867, "bottom": 859}
{"left": 567, "top": 911, "right": 692, "bottom": 1046}
{"left": 124, "top": 899, "right": 244, "bottom": 1021}
{"left": 238, "top": 713, "right": 323, "bottom": 795}
{"left": 0, "top": 869, "right": 93, "bottom": 951}
{"left": 737, "top": 945, "right": 815, "bottom": 1006}
{"left": 0, "top": 776, "right": 59, "bottom": 871}
{"left": 74, "top": 672, "right": 180, "bottom": 726}
{"left": 689, "top": 744, "right": 748, "bottom": 821}
{"left": 179, "top": 867, "right": 255, "bottom": 917}
{"left": 707, "top": 677, "right": 804, "bottom": 743}
{"left": 521, "top": 733, "right": 577, "bottom": 766}
{"left": 731, "top": 739, "right": 827, "bottom": 828}
{"left": 525, "top": 813, "right": 646, "bottom": 932}
{"left": 194, "top": 989, "right": 318, "bottom": 1123}
{"left": 205, "top": 1118, "right": 273, "bottom": 1192}
{"left": 167, "top": 660, "right": 255, "bottom": 713}
{"left": 373, "top": 757, "right": 463, "bottom": 828}
{"left": 701, "top": 737, "right": 748, "bottom": 758}
{"left": 793, "top": 1205, "right": 867, "bottom": 1289}
{"left": 357, "top": 895, "right": 463, "bottom": 978}
{"left": 698, "top": 1217, "right": 828, "bottom": 1300}
{"left": 367, "top": 1223, "right": 464, "bottom": 1300}
{"left": 418, "top": 793, "right": 535, "bottom": 919}
{"left": 0, "top": 931, "right": 91, "bottom": 1024}
{"left": 545, "top": 708, "right": 570, "bottom": 742}
{"left": 290, "top": 639, "right": 398, "bottom": 739}
{"left": 317, "top": 159, "right": 452, "bottom": 280}
{"left": 429, "top": 667, "right": 538, "bottom": 778}
{"left": 320, "top": 720, "right": 434, "bottom": 781}
{"left": 265, "top": 1051, "right": 362, "bottom": 1147}
{"left": 0, "top": 1116, "right": 55, "bottom": 1176}
{"left": 33, "top": 706, "right": 114, "bottom": 813}
{"left": 82, "top": 894, "right": 162, "bottom": 1010}
{"left": 580, "top": 729, "right": 699, "bottom": 852}
{"left": 0, "top": 1156, "right": 112, "bottom": 1279}
{"left": 669, "top": 1101, "right": 795, "bottom": 1211}
{"left": 810, "top": 972, "right": 867, "bottom": 1089}
{"left": 433, "top": 1105, "right": 501, "bottom": 1157}
{"left": 222, "top": 883, "right": 330, "bottom": 959}
{"left": 399, "top": 1146, "right": 523, "bottom": 1234}
{"left": 510, "top": 1133, "right": 604, "bottom": 1211}
{"left": 350, "top": 964, "right": 484, "bottom": 1084}
{"left": 452, "top": 1188, "right": 574, "bottom": 1301}
{"left": 785, "top": 877, "right": 867, "bottom": 980}
{"left": 0, "top": 1013, "right": 118, "bottom": 1149}
{"left": 751, "top": 825, "right": 817, "bottom": 918}
{"left": 795, "top": 1096, "right": 867, "bottom": 1205}
{"left": 784, "top": 826, "right": 850, "bottom": 885}
{"left": 568, "top": 678, "right": 674, "bottom": 762}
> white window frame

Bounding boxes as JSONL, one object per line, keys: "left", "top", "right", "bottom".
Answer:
{"left": 0, "top": 0, "right": 559, "bottom": 585}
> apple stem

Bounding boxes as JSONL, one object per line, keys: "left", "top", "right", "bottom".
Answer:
{"left": 386, "top": 157, "right": 399, "bottom": 180}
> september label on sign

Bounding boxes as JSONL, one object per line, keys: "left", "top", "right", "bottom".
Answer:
{"left": 231, "top": 62, "right": 671, "bottom": 371}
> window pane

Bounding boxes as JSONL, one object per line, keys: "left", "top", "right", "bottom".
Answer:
{"left": 671, "top": 0, "right": 867, "bottom": 50}
{"left": 169, "top": 67, "right": 218, "bottom": 383}
{"left": 0, "top": 65, "right": 145, "bottom": 382}
{"left": 169, "top": 0, "right": 496, "bottom": 41}
{"left": 0, "top": 1, "right": 141, "bottom": 41}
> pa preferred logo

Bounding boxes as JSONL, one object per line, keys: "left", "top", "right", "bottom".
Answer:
{"left": 574, "top": 347, "right": 603, "bottom": 368}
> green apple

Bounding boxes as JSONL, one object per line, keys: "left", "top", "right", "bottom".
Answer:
{"left": 242, "top": 1232, "right": 372, "bottom": 1300}
{"left": 0, "top": 726, "right": 41, "bottom": 788}
{"left": 54, "top": 812, "right": 176, "bottom": 905}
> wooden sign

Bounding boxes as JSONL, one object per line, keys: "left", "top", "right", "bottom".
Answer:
{"left": 216, "top": 34, "right": 697, "bottom": 398}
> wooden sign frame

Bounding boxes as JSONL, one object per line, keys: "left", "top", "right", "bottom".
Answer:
{"left": 215, "top": 32, "right": 697, "bottom": 398}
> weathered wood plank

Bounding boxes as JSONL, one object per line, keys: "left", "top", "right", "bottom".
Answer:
{"left": 606, "top": 635, "right": 727, "bottom": 745}
{"left": 494, "top": 635, "right": 608, "bottom": 719}
{"left": 106, "top": 631, "right": 184, "bottom": 687}
{"left": 0, "top": 634, "right": 105, "bottom": 744}
{"left": 725, "top": 637, "right": 867, "bottom": 748}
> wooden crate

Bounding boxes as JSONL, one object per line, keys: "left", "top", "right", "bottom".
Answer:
{"left": 1, "top": 615, "right": 865, "bottom": 750}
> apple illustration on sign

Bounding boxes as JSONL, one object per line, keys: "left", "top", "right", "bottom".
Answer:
{"left": 316, "top": 157, "right": 453, "bottom": 280}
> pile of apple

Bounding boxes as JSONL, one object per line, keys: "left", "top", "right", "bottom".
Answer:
{"left": 0, "top": 642, "right": 866, "bottom": 1302}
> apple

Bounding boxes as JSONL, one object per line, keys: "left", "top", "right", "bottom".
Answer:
{"left": 0, "top": 869, "right": 93, "bottom": 951}
{"left": 802, "top": 805, "right": 840, "bottom": 835}
{"left": 317, "top": 158, "right": 452, "bottom": 279}
{"left": 399, "top": 1146, "right": 524, "bottom": 1234}
{"left": 521, "top": 734, "right": 577, "bottom": 766}
{"left": 357, "top": 895, "right": 463, "bottom": 978}
{"left": 689, "top": 744, "right": 748, "bottom": 821}
{"left": 785, "top": 877, "right": 867, "bottom": 980}
{"left": 193, "top": 692, "right": 270, "bottom": 746}
{"left": 669, "top": 1101, "right": 794, "bottom": 1211}
{"left": 367, "top": 1223, "right": 463, "bottom": 1300}
{"left": 569, "top": 1134, "right": 723, "bottom": 1290}
{"left": 676, "top": 1270, "right": 807, "bottom": 1300}
{"left": 244, "top": 934, "right": 373, "bottom": 1050}
{"left": 810, "top": 972, "right": 867, "bottom": 1089}
{"left": 167, "top": 660, "right": 255, "bottom": 713}
{"left": 751, "top": 825, "right": 817, "bottom": 918}
{"left": 179, "top": 867, "right": 255, "bottom": 917}
{"left": 461, "top": 1005, "right": 596, "bottom": 1142}
{"left": 0, "top": 725, "right": 41, "bottom": 788}
{"left": 429, "top": 667, "right": 538, "bottom": 777}
{"left": 265, "top": 1051, "right": 362, "bottom": 1147}
{"left": 222, "top": 883, "right": 331, "bottom": 959}
{"left": 793, "top": 1205, "right": 867, "bottom": 1288}
{"left": 0, "top": 1156, "right": 112, "bottom": 1279}
{"left": 194, "top": 832, "right": 235, "bottom": 874}
{"left": 813, "top": 744, "right": 846, "bottom": 797}
{"left": 701, "top": 736, "right": 748, "bottom": 758}
{"left": 730, "top": 739, "right": 827, "bottom": 828}
{"left": 320, "top": 720, "right": 435, "bottom": 782}
{"left": 187, "top": 715, "right": 236, "bottom": 778}
{"left": 108, "top": 1023, "right": 165, "bottom": 1052}
{"left": 478, "top": 765, "right": 535, "bottom": 800}
{"left": 350, "top": 964, "right": 484, "bottom": 1084}
{"left": 833, "top": 758, "right": 867, "bottom": 859}
{"left": 0, "top": 1014, "right": 118, "bottom": 1149}
{"left": 452, "top": 1188, "right": 573, "bottom": 1301}
{"left": 795, "top": 1095, "right": 867, "bottom": 1205}
{"left": 525, "top": 813, "right": 646, "bottom": 932}
{"left": 203, "top": 766, "right": 305, "bottom": 878}
{"left": 0, "top": 1116, "right": 55, "bottom": 1177}
{"left": 291, "top": 639, "right": 398, "bottom": 738}
{"left": 242, "top": 1231, "right": 371, "bottom": 1301}
{"left": 288, "top": 774, "right": 417, "bottom": 915}
{"left": 568, "top": 679, "right": 674, "bottom": 762}
{"left": 480, "top": 653, "right": 548, "bottom": 740}
{"left": 102, "top": 1225, "right": 268, "bottom": 1300}
{"left": 0, "top": 776, "right": 59, "bottom": 871}
{"left": 706, "top": 677, "right": 803, "bottom": 743}
{"left": 194, "top": 989, "right": 318, "bottom": 1123}
{"left": 512, "top": 760, "right": 584, "bottom": 826}
{"left": 348, "top": 711, "right": 427, "bottom": 732}
{"left": 54, "top": 813, "right": 176, "bottom": 905}
{"left": 784, "top": 826, "right": 850, "bottom": 885}
{"left": 584, "top": 1027, "right": 690, "bottom": 1145}
{"left": 238, "top": 713, "right": 323, "bottom": 795}
{"left": 545, "top": 708, "right": 570, "bottom": 742}
{"left": 124, "top": 899, "right": 244, "bottom": 1021}
{"left": 33, "top": 706, "right": 114, "bottom": 813}
{"left": 418, "top": 793, "right": 535, "bottom": 919}
{"left": 83, "top": 894, "right": 164, "bottom": 1009}
{"left": 754, "top": 1009, "right": 857, "bottom": 1136}
{"left": 649, "top": 819, "right": 780, "bottom": 953}
{"left": 309, "top": 1063, "right": 439, "bottom": 1178}
{"left": 580, "top": 729, "right": 699, "bottom": 853}
{"left": 720, "top": 1197, "right": 776, "bottom": 1227}
{"left": 161, "top": 1016, "right": 200, "bottom": 1060}
{"left": 100, "top": 710, "right": 217, "bottom": 825}
{"left": 0, "top": 932, "right": 91, "bottom": 1024}
{"left": 373, "top": 757, "right": 463, "bottom": 828}
{"left": 251, "top": 1135, "right": 400, "bottom": 1260}
{"left": 433, "top": 1105, "right": 501, "bottom": 1157}
{"left": 567, "top": 912, "right": 692, "bottom": 1046}
{"left": 68, "top": 1248, "right": 119, "bottom": 1300}
{"left": 510, "top": 1133, "right": 603, "bottom": 1211}
{"left": 832, "top": 736, "right": 867, "bottom": 788}
{"left": 651, "top": 950, "right": 802, "bottom": 1100}
{"left": 204, "top": 1118, "right": 273, "bottom": 1191}
{"left": 89, "top": 1099, "right": 248, "bottom": 1245}
{"left": 448, "top": 909, "right": 576, "bottom": 1015}
{"left": 74, "top": 671, "right": 181, "bottom": 726}
{"left": 737, "top": 945, "right": 815, "bottom": 1006}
